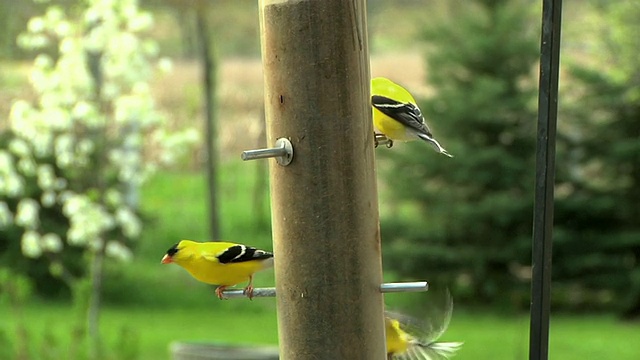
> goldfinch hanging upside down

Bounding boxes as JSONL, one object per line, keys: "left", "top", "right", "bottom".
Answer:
{"left": 371, "top": 77, "right": 452, "bottom": 157}
{"left": 161, "top": 240, "right": 274, "bottom": 300}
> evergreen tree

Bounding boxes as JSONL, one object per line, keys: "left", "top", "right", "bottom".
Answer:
{"left": 380, "top": 0, "right": 539, "bottom": 307}
{"left": 554, "top": 0, "right": 640, "bottom": 316}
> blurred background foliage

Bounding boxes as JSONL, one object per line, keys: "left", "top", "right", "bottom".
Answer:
{"left": 380, "top": 0, "right": 640, "bottom": 317}
{"left": 380, "top": 0, "right": 540, "bottom": 312}
{"left": 1, "top": 0, "right": 639, "bottom": 359}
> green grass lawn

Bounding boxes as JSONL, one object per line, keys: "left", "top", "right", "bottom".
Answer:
{"left": 2, "top": 301, "right": 639, "bottom": 360}
{"left": 2, "top": 168, "right": 639, "bottom": 359}
{"left": 0, "top": 300, "right": 278, "bottom": 360}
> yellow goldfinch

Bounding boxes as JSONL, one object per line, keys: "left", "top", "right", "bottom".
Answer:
{"left": 371, "top": 77, "right": 452, "bottom": 157}
{"left": 385, "top": 316, "right": 462, "bottom": 360}
{"left": 161, "top": 240, "right": 274, "bottom": 299}
{"left": 384, "top": 293, "right": 463, "bottom": 359}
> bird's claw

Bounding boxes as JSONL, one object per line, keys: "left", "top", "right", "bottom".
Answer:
{"left": 374, "top": 133, "right": 393, "bottom": 148}
{"left": 243, "top": 285, "right": 254, "bottom": 301}
{"left": 215, "top": 286, "right": 227, "bottom": 300}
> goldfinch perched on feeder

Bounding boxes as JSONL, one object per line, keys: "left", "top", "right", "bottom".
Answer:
{"left": 385, "top": 294, "right": 463, "bottom": 359}
{"left": 161, "top": 240, "right": 274, "bottom": 300}
{"left": 371, "top": 77, "right": 452, "bottom": 157}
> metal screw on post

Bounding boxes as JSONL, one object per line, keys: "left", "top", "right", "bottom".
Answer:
{"left": 242, "top": 138, "right": 294, "bottom": 166}
{"left": 219, "top": 281, "right": 429, "bottom": 299}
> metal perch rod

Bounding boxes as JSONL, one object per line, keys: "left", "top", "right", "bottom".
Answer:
{"left": 220, "top": 281, "right": 429, "bottom": 299}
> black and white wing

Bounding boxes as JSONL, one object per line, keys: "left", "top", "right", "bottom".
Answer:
{"left": 371, "top": 95, "right": 433, "bottom": 137}
{"left": 216, "top": 244, "right": 273, "bottom": 264}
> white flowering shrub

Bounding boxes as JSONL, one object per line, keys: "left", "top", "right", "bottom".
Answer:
{"left": 0, "top": 0, "right": 198, "bottom": 293}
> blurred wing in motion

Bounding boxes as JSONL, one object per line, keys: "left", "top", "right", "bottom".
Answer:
{"left": 386, "top": 290, "right": 463, "bottom": 360}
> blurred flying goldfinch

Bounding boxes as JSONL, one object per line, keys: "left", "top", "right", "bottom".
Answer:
{"left": 161, "top": 240, "right": 274, "bottom": 299}
{"left": 371, "top": 77, "right": 452, "bottom": 157}
{"left": 385, "top": 293, "right": 463, "bottom": 359}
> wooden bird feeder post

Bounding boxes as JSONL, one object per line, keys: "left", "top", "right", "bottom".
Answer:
{"left": 256, "top": 0, "right": 386, "bottom": 358}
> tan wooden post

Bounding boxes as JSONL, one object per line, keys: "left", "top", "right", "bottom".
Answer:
{"left": 258, "top": 0, "right": 386, "bottom": 358}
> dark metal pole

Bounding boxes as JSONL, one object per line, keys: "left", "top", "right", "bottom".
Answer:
{"left": 258, "top": 0, "right": 386, "bottom": 358}
{"left": 530, "top": 0, "right": 562, "bottom": 359}
{"left": 197, "top": 7, "right": 221, "bottom": 240}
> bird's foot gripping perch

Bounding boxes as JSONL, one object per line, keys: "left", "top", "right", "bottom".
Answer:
{"left": 243, "top": 276, "right": 255, "bottom": 300}
{"left": 374, "top": 133, "right": 394, "bottom": 148}
{"left": 243, "top": 285, "right": 254, "bottom": 300}
{"left": 215, "top": 281, "right": 256, "bottom": 300}
{"left": 215, "top": 285, "right": 228, "bottom": 300}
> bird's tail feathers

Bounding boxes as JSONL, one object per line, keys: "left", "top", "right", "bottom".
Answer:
{"left": 417, "top": 133, "right": 453, "bottom": 158}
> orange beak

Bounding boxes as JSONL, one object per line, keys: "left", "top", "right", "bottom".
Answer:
{"left": 161, "top": 254, "right": 173, "bottom": 264}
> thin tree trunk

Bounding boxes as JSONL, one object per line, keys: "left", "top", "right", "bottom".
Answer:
{"left": 85, "top": 24, "right": 105, "bottom": 357}
{"left": 87, "top": 244, "right": 105, "bottom": 360}
{"left": 196, "top": 7, "right": 220, "bottom": 240}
